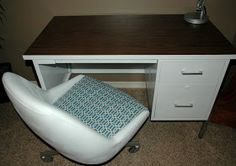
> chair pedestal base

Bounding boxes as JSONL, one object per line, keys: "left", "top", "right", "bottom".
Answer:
{"left": 40, "top": 141, "right": 141, "bottom": 162}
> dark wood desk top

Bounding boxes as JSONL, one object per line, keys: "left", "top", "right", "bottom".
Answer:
{"left": 25, "top": 15, "right": 236, "bottom": 55}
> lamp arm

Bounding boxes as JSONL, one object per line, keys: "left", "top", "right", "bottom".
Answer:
{"left": 196, "top": 0, "right": 206, "bottom": 11}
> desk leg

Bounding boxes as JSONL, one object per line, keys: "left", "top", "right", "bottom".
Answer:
{"left": 198, "top": 121, "right": 208, "bottom": 139}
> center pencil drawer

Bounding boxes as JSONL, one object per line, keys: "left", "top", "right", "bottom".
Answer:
{"left": 159, "top": 60, "right": 226, "bottom": 84}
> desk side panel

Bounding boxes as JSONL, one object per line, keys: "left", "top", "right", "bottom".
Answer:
{"left": 33, "top": 61, "right": 70, "bottom": 90}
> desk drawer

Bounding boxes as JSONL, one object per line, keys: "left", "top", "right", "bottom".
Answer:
{"left": 159, "top": 60, "right": 226, "bottom": 84}
{"left": 153, "top": 84, "right": 216, "bottom": 120}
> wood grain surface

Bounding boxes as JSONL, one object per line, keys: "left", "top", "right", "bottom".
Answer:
{"left": 25, "top": 15, "right": 236, "bottom": 55}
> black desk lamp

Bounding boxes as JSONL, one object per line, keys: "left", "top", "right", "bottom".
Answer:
{"left": 184, "top": 0, "right": 208, "bottom": 24}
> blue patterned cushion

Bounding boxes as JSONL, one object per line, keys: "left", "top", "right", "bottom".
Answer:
{"left": 53, "top": 75, "right": 148, "bottom": 138}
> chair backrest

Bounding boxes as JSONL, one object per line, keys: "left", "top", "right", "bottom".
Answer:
{"left": 2, "top": 72, "right": 62, "bottom": 137}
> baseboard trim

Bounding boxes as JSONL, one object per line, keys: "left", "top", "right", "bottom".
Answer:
{"left": 105, "top": 81, "right": 146, "bottom": 88}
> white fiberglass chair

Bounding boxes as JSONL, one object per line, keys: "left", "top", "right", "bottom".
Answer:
{"left": 2, "top": 72, "right": 149, "bottom": 165}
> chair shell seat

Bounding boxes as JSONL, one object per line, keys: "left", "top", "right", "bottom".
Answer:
{"left": 2, "top": 72, "right": 149, "bottom": 164}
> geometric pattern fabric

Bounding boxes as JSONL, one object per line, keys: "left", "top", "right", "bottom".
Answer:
{"left": 53, "top": 75, "right": 148, "bottom": 138}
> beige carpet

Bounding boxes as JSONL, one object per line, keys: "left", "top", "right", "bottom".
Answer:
{"left": 0, "top": 89, "right": 236, "bottom": 166}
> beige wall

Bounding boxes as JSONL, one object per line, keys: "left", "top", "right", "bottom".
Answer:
{"left": 1, "top": 0, "right": 236, "bottom": 79}
{"left": 207, "top": 0, "right": 236, "bottom": 43}
{"left": 43, "top": 0, "right": 195, "bottom": 15}
{"left": 2, "top": 0, "right": 53, "bottom": 79}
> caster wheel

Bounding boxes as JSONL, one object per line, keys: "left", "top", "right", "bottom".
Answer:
{"left": 40, "top": 150, "right": 57, "bottom": 162}
{"left": 40, "top": 154, "right": 54, "bottom": 162}
{"left": 128, "top": 145, "right": 140, "bottom": 153}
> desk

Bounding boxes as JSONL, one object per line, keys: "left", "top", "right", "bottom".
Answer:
{"left": 23, "top": 15, "right": 236, "bottom": 122}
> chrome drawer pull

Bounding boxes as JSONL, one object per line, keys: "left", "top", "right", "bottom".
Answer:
{"left": 181, "top": 71, "right": 203, "bottom": 75}
{"left": 174, "top": 104, "right": 193, "bottom": 108}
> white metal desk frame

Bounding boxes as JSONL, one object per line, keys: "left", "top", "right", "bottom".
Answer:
{"left": 23, "top": 54, "right": 236, "bottom": 138}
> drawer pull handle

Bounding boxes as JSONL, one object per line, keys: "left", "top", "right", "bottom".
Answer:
{"left": 174, "top": 104, "right": 193, "bottom": 108}
{"left": 181, "top": 71, "right": 203, "bottom": 75}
